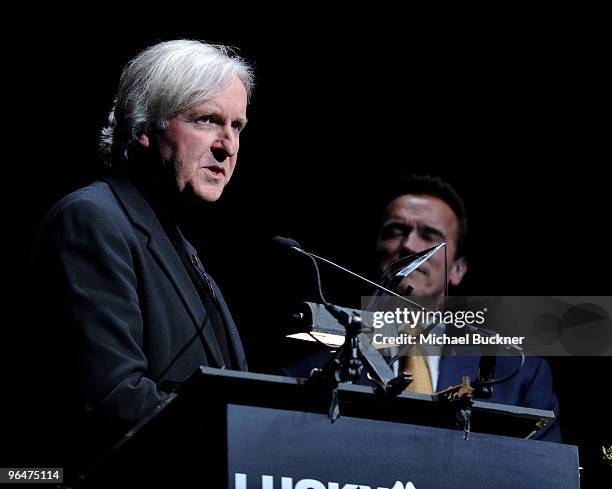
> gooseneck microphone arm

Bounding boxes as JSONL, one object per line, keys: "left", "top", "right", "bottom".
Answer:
{"left": 273, "top": 236, "right": 423, "bottom": 310}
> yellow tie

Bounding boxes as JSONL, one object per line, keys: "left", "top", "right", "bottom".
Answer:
{"left": 402, "top": 347, "right": 433, "bottom": 394}
{"left": 398, "top": 324, "right": 434, "bottom": 394}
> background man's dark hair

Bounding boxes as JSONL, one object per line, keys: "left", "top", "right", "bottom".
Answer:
{"left": 381, "top": 174, "right": 468, "bottom": 259}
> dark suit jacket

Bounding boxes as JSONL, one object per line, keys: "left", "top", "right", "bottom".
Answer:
{"left": 29, "top": 171, "right": 246, "bottom": 467}
{"left": 282, "top": 347, "right": 561, "bottom": 442}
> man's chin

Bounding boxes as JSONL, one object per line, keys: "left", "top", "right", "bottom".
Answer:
{"left": 185, "top": 182, "right": 225, "bottom": 204}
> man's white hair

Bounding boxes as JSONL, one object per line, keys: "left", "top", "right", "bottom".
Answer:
{"left": 100, "top": 39, "right": 254, "bottom": 166}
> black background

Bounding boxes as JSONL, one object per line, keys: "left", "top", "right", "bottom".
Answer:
{"left": 3, "top": 15, "right": 610, "bottom": 486}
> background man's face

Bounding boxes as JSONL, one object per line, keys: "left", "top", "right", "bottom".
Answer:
{"left": 154, "top": 75, "right": 248, "bottom": 202}
{"left": 376, "top": 194, "right": 466, "bottom": 299}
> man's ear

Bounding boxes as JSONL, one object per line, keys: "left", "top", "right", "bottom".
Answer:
{"left": 449, "top": 256, "right": 467, "bottom": 286}
{"left": 136, "top": 133, "right": 150, "bottom": 148}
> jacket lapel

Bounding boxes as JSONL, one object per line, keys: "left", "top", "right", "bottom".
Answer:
{"left": 103, "top": 172, "right": 226, "bottom": 368}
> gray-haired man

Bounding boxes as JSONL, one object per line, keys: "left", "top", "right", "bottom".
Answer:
{"left": 29, "top": 40, "right": 253, "bottom": 474}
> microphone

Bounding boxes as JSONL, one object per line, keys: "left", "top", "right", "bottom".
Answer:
{"left": 272, "top": 236, "right": 301, "bottom": 249}
{"left": 273, "top": 236, "right": 421, "bottom": 308}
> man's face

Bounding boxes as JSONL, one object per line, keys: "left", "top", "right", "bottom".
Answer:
{"left": 376, "top": 194, "right": 467, "bottom": 299}
{"left": 144, "top": 75, "right": 248, "bottom": 202}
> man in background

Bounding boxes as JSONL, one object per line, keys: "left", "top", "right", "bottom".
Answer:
{"left": 284, "top": 174, "right": 561, "bottom": 441}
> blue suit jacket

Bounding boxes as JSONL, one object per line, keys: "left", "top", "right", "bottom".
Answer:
{"left": 282, "top": 347, "right": 561, "bottom": 442}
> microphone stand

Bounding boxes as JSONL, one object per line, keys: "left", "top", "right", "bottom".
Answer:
{"left": 308, "top": 303, "right": 415, "bottom": 422}
{"left": 277, "top": 239, "right": 413, "bottom": 420}
{"left": 309, "top": 306, "right": 364, "bottom": 422}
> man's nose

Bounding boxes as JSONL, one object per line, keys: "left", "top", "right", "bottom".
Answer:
{"left": 398, "top": 231, "right": 424, "bottom": 258}
{"left": 211, "top": 126, "right": 239, "bottom": 162}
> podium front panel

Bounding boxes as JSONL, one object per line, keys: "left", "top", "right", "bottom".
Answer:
{"left": 228, "top": 404, "right": 579, "bottom": 489}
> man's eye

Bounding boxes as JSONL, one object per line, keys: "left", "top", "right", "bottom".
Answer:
{"left": 231, "top": 121, "right": 244, "bottom": 132}
{"left": 197, "top": 115, "right": 211, "bottom": 124}
{"left": 419, "top": 228, "right": 443, "bottom": 242}
{"left": 380, "top": 224, "right": 407, "bottom": 239}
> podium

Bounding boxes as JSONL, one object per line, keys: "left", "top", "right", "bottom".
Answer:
{"left": 78, "top": 367, "right": 579, "bottom": 488}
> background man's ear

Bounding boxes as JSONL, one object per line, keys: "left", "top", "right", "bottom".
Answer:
{"left": 136, "top": 133, "right": 150, "bottom": 148}
{"left": 449, "top": 256, "right": 467, "bottom": 286}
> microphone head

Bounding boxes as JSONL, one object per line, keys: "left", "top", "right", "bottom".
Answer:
{"left": 272, "top": 236, "right": 302, "bottom": 250}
